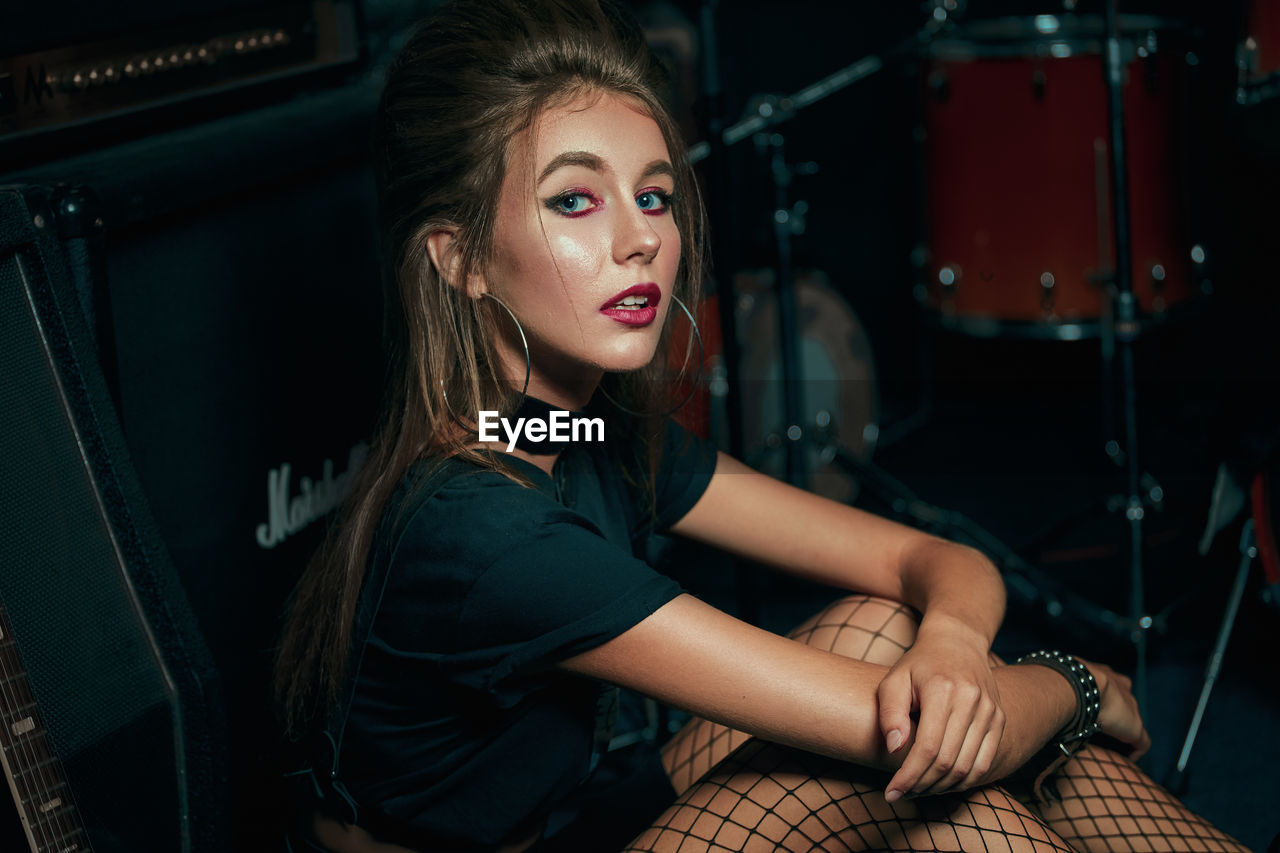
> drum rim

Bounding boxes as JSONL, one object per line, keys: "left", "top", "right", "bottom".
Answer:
{"left": 923, "top": 13, "right": 1181, "bottom": 60}
{"left": 917, "top": 299, "right": 1201, "bottom": 341}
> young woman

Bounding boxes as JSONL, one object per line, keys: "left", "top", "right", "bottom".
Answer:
{"left": 274, "top": 1, "right": 1248, "bottom": 850}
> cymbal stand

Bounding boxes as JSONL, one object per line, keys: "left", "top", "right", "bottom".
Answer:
{"left": 688, "top": 48, "right": 892, "bottom": 489}
{"left": 1101, "top": 0, "right": 1151, "bottom": 712}
{"left": 685, "top": 3, "right": 895, "bottom": 625}
{"left": 762, "top": 124, "right": 806, "bottom": 488}
{"left": 696, "top": 0, "right": 744, "bottom": 466}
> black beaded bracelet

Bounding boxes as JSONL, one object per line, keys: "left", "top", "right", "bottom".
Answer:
{"left": 1013, "top": 650, "right": 1102, "bottom": 801}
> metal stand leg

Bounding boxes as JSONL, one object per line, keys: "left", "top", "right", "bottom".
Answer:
{"left": 1165, "top": 519, "right": 1257, "bottom": 794}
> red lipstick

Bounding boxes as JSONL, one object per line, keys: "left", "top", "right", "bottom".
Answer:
{"left": 600, "top": 283, "right": 662, "bottom": 326}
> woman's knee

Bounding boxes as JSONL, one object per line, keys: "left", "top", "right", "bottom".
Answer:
{"left": 787, "top": 594, "right": 920, "bottom": 666}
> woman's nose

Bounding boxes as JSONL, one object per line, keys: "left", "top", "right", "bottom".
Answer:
{"left": 614, "top": 205, "right": 661, "bottom": 264}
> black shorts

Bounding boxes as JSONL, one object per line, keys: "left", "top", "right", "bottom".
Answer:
{"left": 538, "top": 742, "right": 677, "bottom": 853}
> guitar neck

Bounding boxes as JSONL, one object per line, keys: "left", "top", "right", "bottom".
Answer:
{"left": 0, "top": 604, "right": 92, "bottom": 853}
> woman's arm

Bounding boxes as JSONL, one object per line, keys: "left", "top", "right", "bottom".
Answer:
{"left": 560, "top": 594, "right": 1075, "bottom": 785}
{"left": 668, "top": 453, "right": 1005, "bottom": 636}
{"left": 668, "top": 453, "right": 1010, "bottom": 794}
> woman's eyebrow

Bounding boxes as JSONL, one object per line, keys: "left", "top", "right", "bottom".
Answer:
{"left": 538, "top": 151, "right": 604, "bottom": 183}
{"left": 536, "top": 153, "right": 676, "bottom": 185}
{"left": 640, "top": 160, "right": 675, "bottom": 181}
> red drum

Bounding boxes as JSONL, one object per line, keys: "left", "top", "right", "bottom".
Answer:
{"left": 1238, "top": 0, "right": 1280, "bottom": 104}
{"left": 920, "top": 15, "right": 1197, "bottom": 338}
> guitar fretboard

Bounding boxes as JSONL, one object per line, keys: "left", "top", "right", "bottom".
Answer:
{"left": 0, "top": 605, "right": 92, "bottom": 853}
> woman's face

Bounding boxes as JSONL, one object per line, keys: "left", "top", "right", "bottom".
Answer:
{"left": 482, "top": 91, "right": 681, "bottom": 405}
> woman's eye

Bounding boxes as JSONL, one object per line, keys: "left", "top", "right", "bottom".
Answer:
{"left": 635, "top": 190, "right": 671, "bottom": 214}
{"left": 546, "top": 191, "right": 599, "bottom": 217}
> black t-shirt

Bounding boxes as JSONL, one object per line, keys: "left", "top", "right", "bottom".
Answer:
{"left": 336, "top": 419, "right": 717, "bottom": 850}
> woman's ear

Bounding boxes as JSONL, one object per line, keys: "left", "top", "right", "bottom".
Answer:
{"left": 426, "top": 228, "right": 487, "bottom": 298}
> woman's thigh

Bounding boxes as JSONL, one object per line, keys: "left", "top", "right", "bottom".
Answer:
{"left": 1025, "top": 744, "right": 1249, "bottom": 853}
{"left": 653, "top": 593, "right": 1248, "bottom": 852}
{"left": 633, "top": 739, "right": 1074, "bottom": 852}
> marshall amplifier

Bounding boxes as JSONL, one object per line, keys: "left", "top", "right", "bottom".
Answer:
{"left": 0, "top": 184, "right": 229, "bottom": 853}
{"left": 2, "top": 65, "right": 386, "bottom": 849}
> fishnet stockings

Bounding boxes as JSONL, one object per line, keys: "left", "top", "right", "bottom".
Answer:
{"left": 632, "top": 595, "right": 1248, "bottom": 852}
{"left": 631, "top": 739, "right": 1074, "bottom": 852}
{"left": 1032, "top": 745, "right": 1249, "bottom": 852}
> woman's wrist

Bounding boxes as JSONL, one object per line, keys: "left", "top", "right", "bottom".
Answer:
{"left": 1010, "top": 651, "right": 1103, "bottom": 802}
{"left": 914, "top": 611, "right": 994, "bottom": 653}
{"left": 988, "top": 663, "right": 1076, "bottom": 778}
{"left": 1014, "top": 652, "right": 1101, "bottom": 747}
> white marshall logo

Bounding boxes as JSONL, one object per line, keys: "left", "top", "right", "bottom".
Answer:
{"left": 255, "top": 443, "right": 369, "bottom": 549}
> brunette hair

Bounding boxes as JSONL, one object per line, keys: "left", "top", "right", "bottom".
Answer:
{"left": 274, "top": 0, "right": 706, "bottom": 738}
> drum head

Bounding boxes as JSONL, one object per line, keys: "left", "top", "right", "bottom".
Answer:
{"left": 734, "top": 270, "right": 878, "bottom": 504}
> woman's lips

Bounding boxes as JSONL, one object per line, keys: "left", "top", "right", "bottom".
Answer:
{"left": 600, "top": 283, "right": 662, "bottom": 326}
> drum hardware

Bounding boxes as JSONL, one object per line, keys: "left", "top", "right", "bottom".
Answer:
{"left": 829, "top": 442, "right": 1138, "bottom": 642}
{"left": 734, "top": 269, "right": 879, "bottom": 507}
{"left": 685, "top": 4, "right": 1151, "bottom": 635}
{"left": 693, "top": 0, "right": 745, "bottom": 467}
{"left": 724, "top": 69, "right": 1135, "bottom": 643}
{"left": 682, "top": 13, "right": 894, "bottom": 619}
{"left": 1098, "top": 0, "right": 1150, "bottom": 712}
{"left": 1040, "top": 272, "right": 1056, "bottom": 317}
{"left": 1237, "top": 0, "right": 1280, "bottom": 105}
{"left": 684, "top": 15, "right": 906, "bottom": 497}
{"left": 908, "top": 5, "right": 1216, "bottom": 708}
{"left": 1169, "top": 518, "right": 1256, "bottom": 795}
{"left": 1164, "top": 448, "right": 1280, "bottom": 793}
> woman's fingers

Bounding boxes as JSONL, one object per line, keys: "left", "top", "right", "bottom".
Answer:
{"left": 885, "top": 704, "right": 944, "bottom": 800}
{"left": 925, "top": 695, "right": 1001, "bottom": 793}
{"left": 876, "top": 670, "right": 914, "bottom": 758}
{"left": 1084, "top": 657, "right": 1150, "bottom": 759}
{"left": 954, "top": 717, "right": 1003, "bottom": 791}
{"left": 886, "top": 682, "right": 990, "bottom": 798}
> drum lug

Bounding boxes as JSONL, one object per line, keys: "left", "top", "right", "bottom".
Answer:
{"left": 938, "top": 264, "right": 959, "bottom": 312}
{"left": 1150, "top": 263, "right": 1167, "bottom": 313}
{"left": 1040, "top": 271, "right": 1056, "bottom": 316}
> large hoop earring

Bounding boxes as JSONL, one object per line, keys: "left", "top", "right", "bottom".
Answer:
{"left": 598, "top": 294, "right": 704, "bottom": 418}
{"left": 484, "top": 292, "right": 531, "bottom": 399}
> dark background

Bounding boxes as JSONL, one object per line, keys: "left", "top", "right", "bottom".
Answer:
{"left": 3, "top": 0, "right": 1278, "bottom": 850}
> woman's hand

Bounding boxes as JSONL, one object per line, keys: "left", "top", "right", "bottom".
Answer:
{"left": 879, "top": 621, "right": 1005, "bottom": 802}
{"left": 1081, "top": 658, "right": 1150, "bottom": 760}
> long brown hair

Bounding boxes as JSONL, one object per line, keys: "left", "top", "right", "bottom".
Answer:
{"left": 274, "top": 0, "right": 706, "bottom": 740}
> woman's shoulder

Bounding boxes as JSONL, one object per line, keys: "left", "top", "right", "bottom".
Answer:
{"left": 377, "top": 454, "right": 567, "bottom": 564}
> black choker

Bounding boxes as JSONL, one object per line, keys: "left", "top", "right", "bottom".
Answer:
{"left": 506, "top": 396, "right": 594, "bottom": 455}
